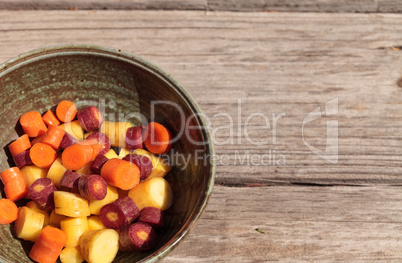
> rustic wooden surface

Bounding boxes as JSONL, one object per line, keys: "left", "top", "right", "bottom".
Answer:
{"left": 0, "top": 8, "right": 402, "bottom": 262}
{"left": 0, "top": 0, "right": 401, "bottom": 13}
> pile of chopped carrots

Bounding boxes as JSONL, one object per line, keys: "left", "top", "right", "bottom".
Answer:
{"left": 0, "top": 100, "right": 175, "bottom": 263}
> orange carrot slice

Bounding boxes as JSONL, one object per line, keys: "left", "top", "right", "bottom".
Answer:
{"left": 100, "top": 158, "right": 140, "bottom": 190}
{"left": 56, "top": 100, "right": 77, "bottom": 123}
{"left": 41, "top": 125, "right": 66, "bottom": 149}
{"left": 9, "top": 134, "right": 31, "bottom": 156}
{"left": 0, "top": 167, "right": 28, "bottom": 202}
{"left": 144, "top": 122, "right": 172, "bottom": 154}
{"left": 29, "top": 143, "right": 57, "bottom": 169}
{"left": 42, "top": 110, "right": 60, "bottom": 126}
{"left": 78, "top": 139, "right": 102, "bottom": 160}
{"left": 20, "top": 111, "right": 48, "bottom": 137}
{"left": 29, "top": 226, "right": 67, "bottom": 263}
{"left": 62, "top": 144, "right": 94, "bottom": 170}
{"left": 0, "top": 199, "right": 18, "bottom": 224}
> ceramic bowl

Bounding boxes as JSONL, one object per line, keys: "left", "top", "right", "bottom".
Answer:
{"left": 0, "top": 44, "right": 215, "bottom": 262}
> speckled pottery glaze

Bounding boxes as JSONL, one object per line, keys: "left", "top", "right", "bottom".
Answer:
{"left": 0, "top": 44, "right": 215, "bottom": 263}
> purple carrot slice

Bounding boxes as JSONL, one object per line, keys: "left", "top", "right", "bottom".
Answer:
{"left": 28, "top": 178, "right": 57, "bottom": 211}
{"left": 99, "top": 196, "right": 139, "bottom": 229}
{"left": 60, "top": 170, "right": 82, "bottom": 190}
{"left": 138, "top": 207, "right": 164, "bottom": 229}
{"left": 78, "top": 174, "right": 107, "bottom": 201}
{"left": 119, "top": 222, "right": 158, "bottom": 251}
{"left": 125, "top": 125, "right": 145, "bottom": 150}
{"left": 59, "top": 132, "right": 78, "bottom": 150}
{"left": 77, "top": 106, "right": 104, "bottom": 132}
{"left": 90, "top": 154, "right": 109, "bottom": 174}
{"left": 122, "top": 154, "right": 153, "bottom": 180}
{"left": 13, "top": 150, "right": 33, "bottom": 168}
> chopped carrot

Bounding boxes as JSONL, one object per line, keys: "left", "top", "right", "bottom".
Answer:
{"left": 29, "top": 226, "right": 67, "bottom": 263}
{"left": 144, "top": 122, "right": 172, "bottom": 154}
{"left": 78, "top": 139, "right": 102, "bottom": 159}
{"left": 30, "top": 143, "right": 57, "bottom": 169}
{"left": 20, "top": 111, "right": 48, "bottom": 137}
{"left": 0, "top": 167, "right": 28, "bottom": 202}
{"left": 0, "top": 199, "right": 18, "bottom": 224}
{"left": 31, "top": 134, "right": 45, "bottom": 145}
{"left": 41, "top": 125, "right": 66, "bottom": 149}
{"left": 62, "top": 144, "right": 93, "bottom": 170}
{"left": 100, "top": 158, "right": 140, "bottom": 190}
{"left": 56, "top": 100, "right": 77, "bottom": 123}
{"left": 9, "top": 134, "right": 31, "bottom": 156}
{"left": 42, "top": 110, "right": 60, "bottom": 126}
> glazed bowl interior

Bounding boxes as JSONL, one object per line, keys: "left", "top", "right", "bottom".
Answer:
{"left": 0, "top": 45, "right": 214, "bottom": 263}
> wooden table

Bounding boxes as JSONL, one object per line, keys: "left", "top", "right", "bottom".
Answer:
{"left": 1, "top": 1, "right": 402, "bottom": 261}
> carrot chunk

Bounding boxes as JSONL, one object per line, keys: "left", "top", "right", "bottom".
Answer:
{"left": 100, "top": 158, "right": 140, "bottom": 190}
{"left": 42, "top": 110, "right": 60, "bottom": 126}
{"left": 144, "top": 122, "right": 172, "bottom": 154}
{"left": 0, "top": 199, "right": 18, "bottom": 225}
{"left": 62, "top": 144, "right": 93, "bottom": 170}
{"left": 9, "top": 134, "right": 31, "bottom": 157}
{"left": 29, "top": 143, "right": 57, "bottom": 169}
{"left": 29, "top": 226, "right": 67, "bottom": 263}
{"left": 56, "top": 100, "right": 77, "bottom": 123}
{"left": 20, "top": 111, "right": 48, "bottom": 137}
{"left": 41, "top": 125, "right": 66, "bottom": 149}
{"left": 0, "top": 167, "right": 28, "bottom": 202}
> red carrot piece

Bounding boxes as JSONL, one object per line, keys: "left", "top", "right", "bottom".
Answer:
{"left": 42, "top": 110, "right": 60, "bottom": 126}
{"left": 90, "top": 154, "right": 109, "bottom": 174}
{"left": 144, "top": 122, "right": 172, "bottom": 154}
{"left": 138, "top": 207, "right": 164, "bottom": 229}
{"left": 99, "top": 196, "right": 139, "bottom": 229}
{"left": 77, "top": 106, "right": 104, "bottom": 132}
{"left": 0, "top": 199, "right": 19, "bottom": 225}
{"left": 9, "top": 134, "right": 31, "bottom": 157}
{"left": 13, "top": 150, "right": 33, "bottom": 168}
{"left": 60, "top": 171, "right": 82, "bottom": 189}
{"left": 29, "top": 143, "right": 57, "bottom": 169}
{"left": 125, "top": 125, "right": 144, "bottom": 150}
{"left": 78, "top": 174, "right": 107, "bottom": 200}
{"left": 56, "top": 100, "right": 77, "bottom": 123}
{"left": 59, "top": 132, "right": 78, "bottom": 150}
{"left": 119, "top": 222, "right": 158, "bottom": 251}
{"left": 28, "top": 178, "right": 57, "bottom": 211}
{"left": 20, "top": 111, "right": 48, "bottom": 137}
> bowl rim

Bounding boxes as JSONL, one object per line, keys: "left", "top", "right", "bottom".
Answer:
{"left": 0, "top": 44, "right": 216, "bottom": 263}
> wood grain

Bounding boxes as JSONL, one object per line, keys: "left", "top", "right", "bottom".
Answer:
{"left": 0, "top": 0, "right": 401, "bottom": 13}
{"left": 166, "top": 185, "right": 402, "bottom": 262}
{"left": 0, "top": 9, "right": 401, "bottom": 262}
{"left": 0, "top": 10, "right": 401, "bottom": 185}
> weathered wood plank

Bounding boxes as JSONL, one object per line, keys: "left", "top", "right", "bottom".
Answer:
{"left": 0, "top": 11, "right": 401, "bottom": 185}
{"left": 0, "top": 0, "right": 206, "bottom": 11}
{"left": 166, "top": 185, "right": 402, "bottom": 262}
{"left": 0, "top": 0, "right": 401, "bottom": 13}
